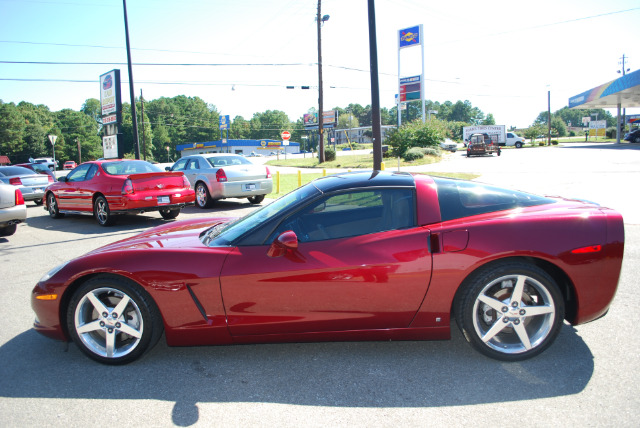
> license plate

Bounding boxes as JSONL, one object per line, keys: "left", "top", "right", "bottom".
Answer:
{"left": 243, "top": 183, "right": 256, "bottom": 191}
{"left": 157, "top": 196, "right": 170, "bottom": 204}
{"left": 33, "top": 187, "right": 44, "bottom": 193}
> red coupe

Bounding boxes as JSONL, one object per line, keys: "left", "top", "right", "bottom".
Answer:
{"left": 45, "top": 159, "right": 195, "bottom": 226}
{"left": 31, "top": 172, "right": 624, "bottom": 364}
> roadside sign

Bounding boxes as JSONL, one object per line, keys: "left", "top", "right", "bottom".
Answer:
{"left": 281, "top": 131, "right": 291, "bottom": 140}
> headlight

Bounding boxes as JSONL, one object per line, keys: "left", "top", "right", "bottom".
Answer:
{"left": 39, "top": 261, "right": 70, "bottom": 283}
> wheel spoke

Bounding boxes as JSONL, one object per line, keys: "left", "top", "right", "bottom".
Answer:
{"left": 87, "top": 291, "right": 109, "bottom": 314}
{"left": 510, "top": 275, "right": 526, "bottom": 304}
{"left": 513, "top": 322, "right": 532, "bottom": 350}
{"left": 523, "top": 305, "right": 554, "bottom": 317}
{"left": 113, "top": 295, "right": 131, "bottom": 319}
{"left": 105, "top": 329, "right": 116, "bottom": 358}
{"left": 478, "top": 294, "right": 506, "bottom": 312}
{"left": 118, "top": 322, "right": 142, "bottom": 338}
{"left": 481, "top": 317, "right": 509, "bottom": 343}
{"left": 77, "top": 320, "right": 103, "bottom": 334}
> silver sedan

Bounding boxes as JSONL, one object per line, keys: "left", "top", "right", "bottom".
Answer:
{"left": 168, "top": 153, "right": 273, "bottom": 208}
{"left": 0, "top": 166, "right": 51, "bottom": 206}
{"left": 0, "top": 182, "right": 27, "bottom": 236}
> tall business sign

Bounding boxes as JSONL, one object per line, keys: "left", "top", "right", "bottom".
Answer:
{"left": 397, "top": 25, "right": 425, "bottom": 125}
{"left": 100, "top": 70, "right": 124, "bottom": 159}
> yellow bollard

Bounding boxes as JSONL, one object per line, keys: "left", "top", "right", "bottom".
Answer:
{"left": 298, "top": 170, "right": 302, "bottom": 187}
{"left": 381, "top": 162, "right": 385, "bottom": 171}
{"left": 276, "top": 171, "right": 280, "bottom": 194}
{"left": 323, "top": 169, "right": 327, "bottom": 177}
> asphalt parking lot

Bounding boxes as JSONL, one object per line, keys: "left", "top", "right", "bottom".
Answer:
{"left": 1, "top": 142, "right": 638, "bottom": 427}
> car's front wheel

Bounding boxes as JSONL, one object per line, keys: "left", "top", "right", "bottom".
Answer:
{"left": 160, "top": 208, "right": 180, "bottom": 219}
{"left": 94, "top": 196, "right": 115, "bottom": 226}
{"left": 455, "top": 262, "right": 564, "bottom": 361}
{"left": 247, "top": 195, "right": 265, "bottom": 204}
{"left": 0, "top": 224, "right": 17, "bottom": 237}
{"left": 47, "top": 193, "right": 64, "bottom": 219}
{"left": 515, "top": 142, "right": 523, "bottom": 148}
{"left": 195, "top": 182, "right": 213, "bottom": 209}
{"left": 67, "top": 275, "right": 163, "bottom": 365}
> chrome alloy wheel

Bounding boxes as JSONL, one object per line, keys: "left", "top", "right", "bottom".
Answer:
{"left": 73, "top": 287, "right": 144, "bottom": 359}
{"left": 95, "top": 198, "right": 109, "bottom": 225}
{"left": 48, "top": 193, "right": 57, "bottom": 215}
{"left": 472, "top": 274, "right": 555, "bottom": 355}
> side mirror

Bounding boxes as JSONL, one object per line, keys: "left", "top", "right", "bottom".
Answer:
{"left": 58, "top": 176, "right": 67, "bottom": 182}
{"left": 267, "top": 230, "right": 298, "bottom": 258}
{"left": 165, "top": 166, "right": 171, "bottom": 171}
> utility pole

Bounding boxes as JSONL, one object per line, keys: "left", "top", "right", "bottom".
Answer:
{"left": 547, "top": 90, "right": 551, "bottom": 146}
{"left": 368, "top": 0, "right": 382, "bottom": 170}
{"left": 316, "top": 0, "right": 325, "bottom": 163}
{"left": 76, "top": 137, "right": 81, "bottom": 164}
{"left": 123, "top": 0, "right": 140, "bottom": 159}
{"left": 140, "top": 89, "right": 147, "bottom": 160}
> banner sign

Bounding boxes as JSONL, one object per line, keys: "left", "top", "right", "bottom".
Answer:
{"left": 303, "top": 111, "right": 337, "bottom": 129}
{"left": 102, "top": 135, "right": 118, "bottom": 159}
{"left": 219, "top": 115, "right": 230, "bottom": 130}
{"left": 100, "top": 70, "right": 120, "bottom": 116}
{"left": 399, "top": 75, "right": 421, "bottom": 102}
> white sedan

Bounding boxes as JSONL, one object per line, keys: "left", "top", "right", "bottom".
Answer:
{"left": 0, "top": 182, "right": 27, "bottom": 236}
{"left": 168, "top": 153, "right": 273, "bottom": 208}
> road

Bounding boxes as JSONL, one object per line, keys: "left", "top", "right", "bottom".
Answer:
{"left": 0, "top": 143, "right": 638, "bottom": 427}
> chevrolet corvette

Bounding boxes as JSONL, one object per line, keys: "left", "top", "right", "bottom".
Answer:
{"left": 31, "top": 171, "right": 624, "bottom": 364}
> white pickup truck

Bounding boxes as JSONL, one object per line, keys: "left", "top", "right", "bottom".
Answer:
{"left": 463, "top": 126, "right": 525, "bottom": 148}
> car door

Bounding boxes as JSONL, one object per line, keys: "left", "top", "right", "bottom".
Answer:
{"left": 184, "top": 158, "right": 200, "bottom": 184}
{"left": 219, "top": 188, "right": 433, "bottom": 336}
{"left": 56, "top": 164, "right": 92, "bottom": 211}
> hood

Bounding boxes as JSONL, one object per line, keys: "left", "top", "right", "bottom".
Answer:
{"left": 90, "top": 217, "right": 237, "bottom": 253}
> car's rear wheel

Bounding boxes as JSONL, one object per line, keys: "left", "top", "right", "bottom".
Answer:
{"left": 67, "top": 275, "right": 163, "bottom": 365}
{"left": 94, "top": 196, "right": 115, "bottom": 226}
{"left": 195, "top": 182, "right": 213, "bottom": 209}
{"left": 247, "top": 195, "right": 265, "bottom": 204}
{"left": 634, "top": 135, "right": 640, "bottom": 144}
{"left": 160, "top": 208, "right": 180, "bottom": 219}
{"left": 0, "top": 224, "right": 17, "bottom": 236}
{"left": 47, "top": 193, "right": 64, "bottom": 219}
{"left": 455, "top": 262, "right": 564, "bottom": 361}
{"left": 34, "top": 198, "right": 43, "bottom": 206}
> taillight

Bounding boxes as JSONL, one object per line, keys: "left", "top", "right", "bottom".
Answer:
{"left": 15, "top": 189, "right": 25, "bottom": 205}
{"left": 266, "top": 166, "right": 272, "bottom": 178}
{"left": 9, "top": 177, "right": 22, "bottom": 185}
{"left": 47, "top": 175, "right": 54, "bottom": 183}
{"left": 121, "top": 178, "right": 134, "bottom": 195}
{"left": 216, "top": 169, "right": 227, "bottom": 182}
{"left": 182, "top": 175, "right": 191, "bottom": 187}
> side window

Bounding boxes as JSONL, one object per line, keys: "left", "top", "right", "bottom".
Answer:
{"left": 186, "top": 159, "right": 199, "bottom": 170}
{"left": 85, "top": 164, "right": 98, "bottom": 181}
{"left": 66, "top": 164, "right": 91, "bottom": 182}
{"left": 272, "top": 188, "right": 415, "bottom": 243}
{"left": 172, "top": 158, "right": 188, "bottom": 171}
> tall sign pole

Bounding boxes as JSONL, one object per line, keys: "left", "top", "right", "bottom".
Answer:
{"left": 398, "top": 24, "right": 425, "bottom": 123}
{"left": 123, "top": 0, "right": 140, "bottom": 159}
{"left": 316, "top": 1, "right": 325, "bottom": 163}
{"left": 368, "top": 0, "right": 382, "bottom": 171}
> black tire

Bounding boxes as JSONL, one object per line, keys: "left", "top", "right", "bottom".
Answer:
{"left": 34, "top": 198, "right": 44, "bottom": 206}
{"left": 195, "top": 182, "right": 212, "bottom": 209}
{"left": 47, "top": 193, "right": 64, "bottom": 219}
{"left": 466, "top": 152, "right": 470, "bottom": 158}
{"left": 454, "top": 262, "right": 564, "bottom": 361}
{"left": 634, "top": 136, "right": 640, "bottom": 144}
{"left": 247, "top": 195, "right": 265, "bottom": 204}
{"left": 67, "top": 275, "right": 163, "bottom": 365}
{"left": 159, "top": 208, "right": 180, "bottom": 220}
{"left": 515, "top": 142, "right": 523, "bottom": 148}
{"left": 94, "top": 195, "right": 115, "bottom": 226}
{"left": 0, "top": 224, "right": 17, "bottom": 237}
{"left": 497, "top": 148, "right": 501, "bottom": 156}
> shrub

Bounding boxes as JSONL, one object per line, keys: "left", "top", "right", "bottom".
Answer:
{"left": 324, "top": 147, "right": 336, "bottom": 162}
{"left": 569, "top": 130, "right": 576, "bottom": 137}
{"left": 538, "top": 142, "right": 545, "bottom": 146}
{"left": 551, "top": 140, "right": 558, "bottom": 145}
{"left": 386, "top": 119, "right": 447, "bottom": 158}
{"left": 403, "top": 147, "right": 425, "bottom": 161}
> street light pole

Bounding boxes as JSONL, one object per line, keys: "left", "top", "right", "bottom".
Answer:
{"left": 47, "top": 134, "right": 57, "bottom": 179}
{"left": 123, "top": 0, "right": 140, "bottom": 159}
{"left": 316, "top": 1, "right": 326, "bottom": 163}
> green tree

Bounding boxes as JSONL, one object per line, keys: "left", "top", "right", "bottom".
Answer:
{"left": 386, "top": 118, "right": 448, "bottom": 158}
{"left": 483, "top": 113, "right": 496, "bottom": 125}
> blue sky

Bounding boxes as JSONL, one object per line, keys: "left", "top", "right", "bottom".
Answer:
{"left": 1, "top": 0, "right": 639, "bottom": 128}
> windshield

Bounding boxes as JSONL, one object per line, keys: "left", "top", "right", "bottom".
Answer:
{"left": 202, "top": 182, "right": 321, "bottom": 246}
{"left": 206, "top": 155, "right": 252, "bottom": 167}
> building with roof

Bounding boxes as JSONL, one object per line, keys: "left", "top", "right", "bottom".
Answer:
{"left": 175, "top": 139, "right": 300, "bottom": 158}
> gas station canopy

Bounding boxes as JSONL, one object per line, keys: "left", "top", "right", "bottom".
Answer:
{"left": 568, "top": 68, "right": 640, "bottom": 109}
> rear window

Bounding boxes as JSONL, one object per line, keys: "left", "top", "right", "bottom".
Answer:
{"left": 0, "top": 166, "right": 33, "bottom": 176}
{"left": 434, "top": 177, "right": 555, "bottom": 221}
{"left": 206, "top": 156, "right": 251, "bottom": 167}
{"left": 102, "top": 161, "right": 163, "bottom": 175}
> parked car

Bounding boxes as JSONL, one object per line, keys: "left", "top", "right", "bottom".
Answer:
{"left": 0, "top": 182, "right": 26, "bottom": 236}
{"left": 439, "top": 138, "right": 458, "bottom": 152}
{"left": 0, "top": 166, "right": 51, "bottom": 205}
{"left": 63, "top": 160, "right": 77, "bottom": 170}
{"left": 467, "top": 133, "right": 501, "bottom": 157}
{"left": 623, "top": 128, "right": 640, "bottom": 144}
{"left": 44, "top": 159, "right": 195, "bottom": 226}
{"left": 33, "top": 157, "right": 58, "bottom": 170}
{"left": 168, "top": 153, "right": 272, "bottom": 208}
{"left": 15, "top": 162, "right": 56, "bottom": 181}
{"left": 31, "top": 171, "right": 624, "bottom": 365}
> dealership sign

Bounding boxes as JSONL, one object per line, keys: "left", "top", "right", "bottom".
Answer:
{"left": 99, "top": 70, "right": 123, "bottom": 158}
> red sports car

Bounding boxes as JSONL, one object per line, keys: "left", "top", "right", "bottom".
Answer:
{"left": 31, "top": 172, "right": 624, "bottom": 364}
{"left": 44, "top": 159, "right": 195, "bottom": 226}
